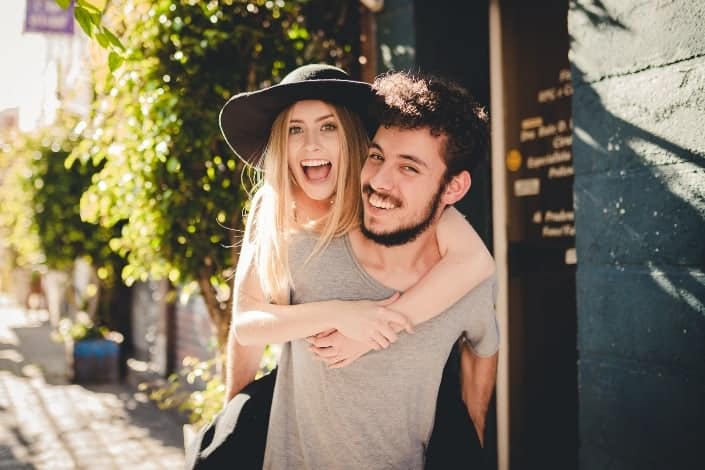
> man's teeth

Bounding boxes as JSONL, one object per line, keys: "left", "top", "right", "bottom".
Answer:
{"left": 369, "top": 193, "right": 398, "bottom": 209}
{"left": 301, "top": 159, "right": 330, "bottom": 167}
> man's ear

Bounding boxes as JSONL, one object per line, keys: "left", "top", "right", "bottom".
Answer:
{"left": 442, "top": 170, "right": 471, "bottom": 205}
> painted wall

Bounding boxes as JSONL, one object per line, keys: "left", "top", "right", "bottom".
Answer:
{"left": 569, "top": 1, "right": 705, "bottom": 468}
{"left": 374, "top": 0, "right": 416, "bottom": 72}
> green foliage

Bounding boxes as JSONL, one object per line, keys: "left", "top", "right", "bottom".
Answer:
{"left": 146, "top": 345, "right": 277, "bottom": 427}
{"left": 147, "top": 355, "right": 226, "bottom": 427}
{"left": 0, "top": 136, "right": 44, "bottom": 267}
{"left": 52, "top": 310, "right": 124, "bottom": 343}
{"left": 22, "top": 117, "right": 124, "bottom": 285}
{"left": 73, "top": 0, "right": 358, "bottom": 326}
{"left": 0, "top": 116, "right": 123, "bottom": 279}
{"left": 55, "top": 0, "right": 126, "bottom": 71}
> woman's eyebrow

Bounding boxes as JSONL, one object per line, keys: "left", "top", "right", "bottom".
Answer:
{"left": 289, "top": 113, "right": 335, "bottom": 124}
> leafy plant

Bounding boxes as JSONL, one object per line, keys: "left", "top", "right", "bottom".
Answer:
{"left": 0, "top": 133, "right": 44, "bottom": 267}
{"left": 55, "top": 0, "right": 126, "bottom": 71}
{"left": 1, "top": 111, "right": 128, "bottom": 332}
{"left": 72, "top": 0, "right": 359, "bottom": 352}
{"left": 53, "top": 310, "right": 124, "bottom": 343}
{"left": 146, "top": 344, "right": 278, "bottom": 427}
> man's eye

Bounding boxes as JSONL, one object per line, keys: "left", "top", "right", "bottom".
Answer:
{"left": 288, "top": 126, "right": 303, "bottom": 135}
{"left": 321, "top": 122, "right": 337, "bottom": 132}
{"left": 368, "top": 152, "right": 383, "bottom": 161}
{"left": 402, "top": 165, "right": 419, "bottom": 173}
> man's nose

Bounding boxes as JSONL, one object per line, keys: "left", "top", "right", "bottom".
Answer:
{"left": 369, "top": 162, "right": 394, "bottom": 191}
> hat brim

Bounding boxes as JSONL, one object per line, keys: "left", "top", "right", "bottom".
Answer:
{"left": 219, "top": 80, "right": 377, "bottom": 169}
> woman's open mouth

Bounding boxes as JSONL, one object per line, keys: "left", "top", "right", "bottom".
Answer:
{"left": 301, "top": 159, "right": 332, "bottom": 181}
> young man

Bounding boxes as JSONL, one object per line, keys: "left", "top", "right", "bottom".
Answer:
{"left": 227, "top": 72, "right": 498, "bottom": 469}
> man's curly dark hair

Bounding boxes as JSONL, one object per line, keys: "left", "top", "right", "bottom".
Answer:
{"left": 371, "top": 72, "right": 489, "bottom": 181}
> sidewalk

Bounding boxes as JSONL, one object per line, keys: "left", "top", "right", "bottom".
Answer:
{"left": 0, "top": 295, "right": 186, "bottom": 469}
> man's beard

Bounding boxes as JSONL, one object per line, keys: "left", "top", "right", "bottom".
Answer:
{"left": 360, "top": 183, "right": 444, "bottom": 247}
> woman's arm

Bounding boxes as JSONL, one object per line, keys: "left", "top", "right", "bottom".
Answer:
{"left": 232, "top": 262, "right": 411, "bottom": 349}
{"left": 389, "top": 206, "right": 495, "bottom": 325}
{"left": 224, "top": 329, "right": 265, "bottom": 403}
{"left": 308, "top": 207, "right": 495, "bottom": 367}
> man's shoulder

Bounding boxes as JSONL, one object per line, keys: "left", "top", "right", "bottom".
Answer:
{"left": 454, "top": 275, "right": 497, "bottom": 309}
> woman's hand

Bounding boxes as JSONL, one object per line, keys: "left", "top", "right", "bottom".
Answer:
{"left": 307, "top": 329, "right": 371, "bottom": 368}
{"left": 332, "top": 293, "right": 413, "bottom": 350}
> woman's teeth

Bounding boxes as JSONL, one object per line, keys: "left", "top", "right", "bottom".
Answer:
{"left": 301, "top": 160, "right": 332, "bottom": 180}
{"left": 301, "top": 159, "right": 330, "bottom": 167}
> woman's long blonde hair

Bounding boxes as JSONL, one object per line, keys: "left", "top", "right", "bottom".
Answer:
{"left": 235, "top": 101, "right": 370, "bottom": 304}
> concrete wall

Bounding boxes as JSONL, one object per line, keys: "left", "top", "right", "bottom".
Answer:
{"left": 569, "top": 1, "right": 705, "bottom": 468}
{"left": 174, "top": 291, "right": 216, "bottom": 365}
{"left": 131, "top": 281, "right": 168, "bottom": 373}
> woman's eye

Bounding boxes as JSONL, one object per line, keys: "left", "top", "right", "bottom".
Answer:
{"left": 321, "top": 123, "right": 337, "bottom": 132}
{"left": 402, "top": 165, "right": 419, "bottom": 173}
{"left": 288, "top": 126, "right": 303, "bottom": 135}
{"left": 368, "top": 152, "right": 383, "bottom": 161}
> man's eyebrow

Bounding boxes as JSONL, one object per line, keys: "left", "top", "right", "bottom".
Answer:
{"left": 289, "top": 113, "right": 335, "bottom": 123}
{"left": 399, "top": 153, "right": 428, "bottom": 168}
{"left": 369, "top": 142, "right": 427, "bottom": 168}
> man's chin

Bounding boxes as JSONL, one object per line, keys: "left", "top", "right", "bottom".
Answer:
{"left": 360, "top": 223, "right": 424, "bottom": 247}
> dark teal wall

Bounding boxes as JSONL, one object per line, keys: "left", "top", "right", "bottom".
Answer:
{"left": 375, "top": 0, "right": 416, "bottom": 72}
{"left": 374, "top": 0, "right": 493, "bottom": 248}
{"left": 569, "top": 1, "right": 705, "bottom": 468}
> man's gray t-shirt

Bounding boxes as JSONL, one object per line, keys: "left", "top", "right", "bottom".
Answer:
{"left": 262, "top": 233, "right": 499, "bottom": 470}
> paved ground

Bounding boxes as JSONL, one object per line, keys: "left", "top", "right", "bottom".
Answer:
{"left": 0, "top": 295, "right": 186, "bottom": 469}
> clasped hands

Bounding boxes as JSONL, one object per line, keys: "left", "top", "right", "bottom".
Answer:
{"left": 305, "top": 292, "right": 414, "bottom": 369}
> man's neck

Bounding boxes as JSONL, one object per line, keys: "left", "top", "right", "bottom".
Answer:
{"left": 349, "top": 226, "right": 441, "bottom": 292}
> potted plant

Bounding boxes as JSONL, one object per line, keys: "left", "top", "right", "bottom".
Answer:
{"left": 53, "top": 311, "right": 124, "bottom": 383}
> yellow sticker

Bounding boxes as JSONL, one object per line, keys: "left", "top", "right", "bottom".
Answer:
{"left": 506, "top": 149, "right": 522, "bottom": 172}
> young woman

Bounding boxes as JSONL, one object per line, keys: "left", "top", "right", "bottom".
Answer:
{"left": 219, "top": 64, "right": 495, "bottom": 398}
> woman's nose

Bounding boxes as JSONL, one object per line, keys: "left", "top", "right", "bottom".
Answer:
{"left": 304, "top": 130, "right": 320, "bottom": 149}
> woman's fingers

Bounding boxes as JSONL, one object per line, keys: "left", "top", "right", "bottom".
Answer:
{"left": 385, "top": 310, "right": 414, "bottom": 334}
{"left": 377, "top": 322, "right": 398, "bottom": 344}
{"left": 309, "top": 335, "right": 334, "bottom": 348}
{"left": 309, "top": 345, "right": 338, "bottom": 358}
{"left": 316, "top": 328, "right": 337, "bottom": 338}
{"left": 373, "top": 331, "right": 390, "bottom": 349}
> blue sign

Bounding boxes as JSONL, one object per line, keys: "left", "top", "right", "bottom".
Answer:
{"left": 24, "top": 0, "right": 75, "bottom": 35}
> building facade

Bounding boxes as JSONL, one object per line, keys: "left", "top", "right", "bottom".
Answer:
{"left": 360, "top": 0, "right": 705, "bottom": 468}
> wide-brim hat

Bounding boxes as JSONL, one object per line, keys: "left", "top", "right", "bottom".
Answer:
{"left": 219, "top": 64, "right": 377, "bottom": 169}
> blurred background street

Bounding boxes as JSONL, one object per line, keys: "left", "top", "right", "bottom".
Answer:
{"left": 0, "top": 295, "right": 185, "bottom": 469}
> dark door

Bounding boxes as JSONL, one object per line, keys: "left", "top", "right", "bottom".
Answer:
{"left": 415, "top": 1, "right": 498, "bottom": 469}
{"left": 501, "top": 1, "right": 577, "bottom": 469}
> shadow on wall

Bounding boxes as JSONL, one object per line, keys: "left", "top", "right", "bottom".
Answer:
{"left": 569, "top": 2, "right": 705, "bottom": 467}
{"left": 570, "top": 58, "right": 705, "bottom": 317}
{"left": 569, "top": 0, "right": 628, "bottom": 31}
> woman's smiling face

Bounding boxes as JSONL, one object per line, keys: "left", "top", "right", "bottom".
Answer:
{"left": 286, "top": 100, "right": 342, "bottom": 202}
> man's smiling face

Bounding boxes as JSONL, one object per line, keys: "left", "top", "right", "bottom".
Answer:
{"left": 360, "top": 126, "right": 449, "bottom": 246}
